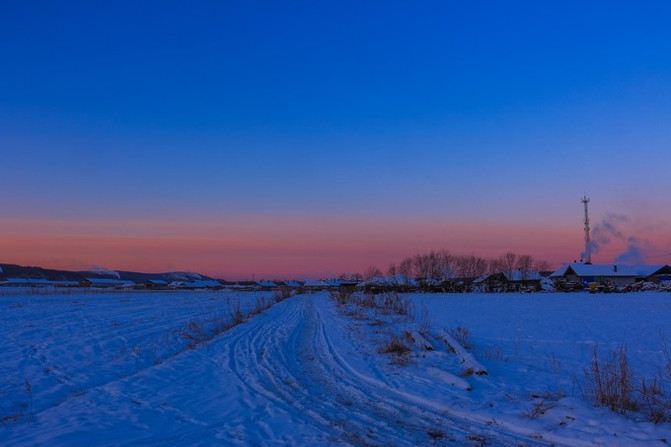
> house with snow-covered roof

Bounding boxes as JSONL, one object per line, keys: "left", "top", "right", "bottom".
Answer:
{"left": 280, "top": 280, "right": 304, "bottom": 288}
{"left": 550, "top": 263, "right": 671, "bottom": 289}
{"left": 2, "top": 278, "right": 54, "bottom": 287}
{"left": 636, "top": 265, "right": 671, "bottom": 283}
{"left": 471, "top": 270, "right": 545, "bottom": 292}
{"left": 80, "top": 278, "right": 135, "bottom": 288}
{"left": 256, "top": 280, "right": 278, "bottom": 289}
{"left": 303, "top": 279, "right": 333, "bottom": 291}
{"left": 232, "top": 281, "right": 260, "bottom": 290}
{"left": 357, "top": 275, "right": 416, "bottom": 293}
{"left": 143, "top": 279, "right": 168, "bottom": 289}
{"left": 183, "top": 279, "right": 222, "bottom": 290}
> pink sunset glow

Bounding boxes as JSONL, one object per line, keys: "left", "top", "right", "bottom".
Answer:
{"left": 4, "top": 215, "right": 665, "bottom": 279}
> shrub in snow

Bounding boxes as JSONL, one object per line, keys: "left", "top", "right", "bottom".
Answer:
{"left": 583, "top": 345, "right": 638, "bottom": 414}
{"left": 378, "top": 332, "right": 412, "bottom": 365}
{"left": 583, "top": 342, "right": 671, "bottom": 422}
{"left": 448, "top": 326, "right": 472, "bottom": 350}
{"left": 330, "top": 291, "right": 411, "bottom": 317}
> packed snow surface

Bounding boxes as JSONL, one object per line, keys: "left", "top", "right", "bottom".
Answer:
{"left": 1, "top": 290, "right": 670, "bottom": 445}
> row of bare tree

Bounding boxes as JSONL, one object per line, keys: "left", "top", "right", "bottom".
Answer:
{"left": 355, "top": 250, "right": 551, "bottom": 281}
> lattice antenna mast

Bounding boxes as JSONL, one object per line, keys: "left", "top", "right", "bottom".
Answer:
{"left": 582, "top": 195, "right": 592, "bottom": 264}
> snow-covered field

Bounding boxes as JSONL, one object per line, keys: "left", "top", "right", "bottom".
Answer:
{"left": 1, "top": 290, "right": 670, "bottom": 445}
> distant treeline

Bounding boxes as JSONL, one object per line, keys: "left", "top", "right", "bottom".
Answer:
{"left": 342, "top": 250, "right": 551, "bottom": 281}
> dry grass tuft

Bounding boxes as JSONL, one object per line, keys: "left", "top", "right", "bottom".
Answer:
{"left": 524, "top": 392, "right": 562, "bottom": 419}
{"left": 229, "top": 300, "right": 245, "bottom": 326}
{"left": 379, "top": 332, "right": 412, "bottom": 365}
{"left": 181, "top": 319, "right": 209, "bottom": 349}
{"left": 583, "top": 345, "right": 639, "bottom": 414}
{"left": 379, "top": 292, "right": 411, "bottom": 315}
{"left": 448, "top": 326, "right": 472, "bottom": 350}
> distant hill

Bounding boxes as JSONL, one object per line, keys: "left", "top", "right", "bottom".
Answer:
{"left": 0, "top": 263, "right": 217, "bottom": 283}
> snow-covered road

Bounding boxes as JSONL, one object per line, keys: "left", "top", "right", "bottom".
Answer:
{"left": 224, "top": 294, "right": 544, "bottom": 446}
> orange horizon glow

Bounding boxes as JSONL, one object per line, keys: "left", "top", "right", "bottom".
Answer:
{"left": 4, "top": 214, "right": 657, "bottom": 280}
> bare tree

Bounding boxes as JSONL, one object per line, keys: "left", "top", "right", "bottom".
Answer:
{"left": 533, "top": 259, "right": 552, "bottom": 272}
{"left": 413, "top": 253, "right": 431, "bottom": 279}
{"left": 516, "top": 254, "right": 534, "bottom": 280}
{"left": 392, "top": 249, "right": 550, "bottom": 284}
{"left": 454, "top": 255, "right": 488, "bottom": 278}
{"left": 398, "top": 257, "right": 413, "bottom": 278}
{"left": 426, "top": 250, "right": 440, "bottom": 280}
{"left": 488, "top": 258, "right": 502, "bottom": 274}
{"left": 491, "top": 252, "right": 517, "bottom": 274}
{"left": 435, "top": 249, "right": 456, "bottom": 281}
{"left": 363, "top": 266, "right": 383, "bottom": 280}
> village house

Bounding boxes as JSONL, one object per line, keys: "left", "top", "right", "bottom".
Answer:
{"left": 550, "top": 263, "right": 671, "bottom": 289}
{"left": 1, "top": 277, "right": 55, "bottom": 287}
{"left": 472, "top": 270, "right": 545, "bottom": 292}
{"left": 80, "top": 278, "right": 135, "bottom": 288}
{"left": 302, "top": 279, "right": 333, "bottom": 292}
{"left": 256, "top": 280, "right": 278, "bottom": 290}
{"left": 142, "top": 279, "right": 168, "bottom": 290}
{"left": 279, "top": 280, "right": 304, "bottom": 289}
{"left": 182, "top": 279, "right": 223, "bottom": 290}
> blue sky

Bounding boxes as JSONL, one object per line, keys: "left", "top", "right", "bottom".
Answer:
{"left": 1, "top": 1, "right": 670, "bottom": 276}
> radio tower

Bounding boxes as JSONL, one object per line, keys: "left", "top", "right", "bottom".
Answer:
{"left": 582, "top": 195, "right": 592, "bottom": 264}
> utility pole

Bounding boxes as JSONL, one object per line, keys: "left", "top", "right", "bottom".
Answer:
{"left": 582, "top": 195, "right": 592, "bottom": 264}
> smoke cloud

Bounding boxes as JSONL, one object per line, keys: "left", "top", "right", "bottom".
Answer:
{"left": 582, "top": 214, "right": 628, "bottom": 259}
{"left": 614, "top": 237, "right": 647, "bottom": 265}
{"left": 581, "top": 214, "right": 661, "bottom": 265}
{"left": 89, "top": 266, "right": 121, "bottom": 279}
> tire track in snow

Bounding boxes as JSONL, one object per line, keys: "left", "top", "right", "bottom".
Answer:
{"left": 228, "top": 293, "right": 551, "bottom": 446}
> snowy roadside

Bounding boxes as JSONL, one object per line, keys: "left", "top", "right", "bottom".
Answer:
{"left": 331, "top": 290, "right": 671, "bottom": 445}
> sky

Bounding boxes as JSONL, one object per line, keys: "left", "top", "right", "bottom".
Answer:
{"left": 1, "top": 1, "right": 671, "bottom": 279}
